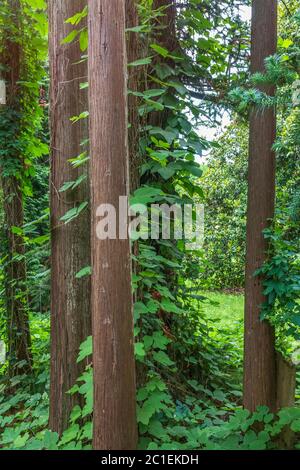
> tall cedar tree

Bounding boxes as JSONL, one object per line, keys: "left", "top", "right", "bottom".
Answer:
{"left": 243, "top": 0, "right": 278, "bottom": 412}
{"left": 126, "top": 0, "right": 141, "bottom": 192}
{"left": 89, "top": 0, "right": 137, "bottom": 450}
{"left": 48, "top": 0, "right": 91, "bottom": 434}
{"left": 0, "top": 0, "right": 32, "bottom": 375}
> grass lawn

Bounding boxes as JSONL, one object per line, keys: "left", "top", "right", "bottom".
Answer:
{"left": 201, "top": 292, "right": 245, "bottom": 385}
{"left": 201, "top": 292, "right": 244, "bottom": 331}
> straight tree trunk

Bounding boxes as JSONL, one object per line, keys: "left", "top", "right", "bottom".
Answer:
{"left": 0, "top": 0, "right": 32, "bottom": 375}
{"left": 243, "top": 0, "right": 278, "bottom": 412}
{"left": 126, "top": 0, "right": 141, "bottom": 193}
{"left": 153, "top": 0, "right": 178, "bottom": 53}
{"left": 88, "top": 0, "right": 137, "bottom": 450}
{"left": 48, "top": 0, "right": 91, "bottom": 434}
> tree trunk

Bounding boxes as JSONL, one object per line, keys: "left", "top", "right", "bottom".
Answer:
{"left": 243, "top": 0, "right": 278, "bottom": 412}
{"left": 152, "top": 0, "right": 178, "bottom": 53}
{"left": 126, "top": 0, "right": 141, "bottom": 193}
{"left": 48, "top": 0, "right": 91, "bottom": 434}
{"left": 0, "top": 0, "right": 32, "bottom": 375}
{"left": 2, "top": 178, "right": 32, "bottom": 375}
{"left": 276, "top": 354, "right": 296, "bottom": 409}
{"left": 276, "top": 354, "right": 296, "bottom": 449}
{"left": 89, "top": 0, "right": 137, "bottom": 450}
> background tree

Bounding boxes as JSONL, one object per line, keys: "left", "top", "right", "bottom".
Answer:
{"left": 48, "top": 0, "right": 91, "bottom": 434}
{"left": 0, "top": 0, "right": 32, "bottom": 375}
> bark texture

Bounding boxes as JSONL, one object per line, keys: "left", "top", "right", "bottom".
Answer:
{"left": 276, "top": 354, "right": 296, "bottom": 449}
{"left": 126, "top": 0, "right": 141, "bottom": 192}
{"left": 48, "top": 0, "right": 91, "bottom": 434}
{"left": 243, "top": 0, "right": 278, "bottom": 412}
{"left": 0, "top": 0, "right": 32, "bottom": 375}
{"left": 153, "top": 0, "right": 177, "bottom": 49}
{"left": 276, "top": 354, "right": 296, "bottom": 410}
{"left": 89, "top": 0, "right": 137, "bottom": 450}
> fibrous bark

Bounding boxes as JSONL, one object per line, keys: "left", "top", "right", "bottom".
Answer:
{"left": 89, "top": 0, "right": 137, "bottom": 450}
{"left": 0, "top": 0, "right": 32, "bottom": 376}
{"left": 48, "top": 0, "right": 91, "bottom": 434}
{"left": 243, "top": 0, "right": 278, "bottom": 412}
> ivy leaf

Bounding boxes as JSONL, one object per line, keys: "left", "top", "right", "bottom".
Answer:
{"left": 135, "top": 342, "right": 146, "bottom": 359}
{"left": 60, "top": 201, "right": 88, "bottom": 224}
{"left": 66, "top": 6, "right": 88, "bottom": 26}
{"left": 143, "top": 88, "right": 166, "bottom": 98}
{"left": 128, "top": 57, "right": 153, "bottom": 67}
{"left": 157, "top": 166, "right": 176, "bottom": 180}
{"left": 70, "top": 405, "right": 82, "bottom": 424}
{"left": 43, "top": 430, "right": 59, "bottom": 450}
{"left": 153, "top": 351, "right": 175, "bottom": 367}
{"left": 77, "top": 336, "right": 92, "bottom": 363}
{"left": 150, "top": 43, "right": 169, "bottom": 58}
{"left": 152, "top": 331, "right": 171, "bottom": 350}
{"left": 130, "top": 186, "right": 164, "bottom": 205}
{"left": 126, "top": 25, "right": 149, "bottom": 33}
{"left": 60, "top": 424, "right": 80, "bottom": 446}
{"left": 61, "top": 30, "right": 79, "bottom": 45}
{"left": 161, "top": 298, "right": 183, "bottom": 314}
{"left": 79, "top": 30, "right": 88, "bottom": 52}
{"left": 76, "top": 266, "right": 92, "bottom": 279}
{"left": 13, "top": 432, "right": 30, "bottom": 449}
{"left": 291, "top": 418, "right": 300, "bottom": 432}
{"left": 81, "top": 421, "right": 92, "bottom": 440}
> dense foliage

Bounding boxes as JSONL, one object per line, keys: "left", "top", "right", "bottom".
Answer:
{"left": 0, "top": 0, "right": 300, "bottom": 452}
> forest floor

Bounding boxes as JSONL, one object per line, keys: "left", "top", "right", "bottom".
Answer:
{"left": 2, "top": 292, "right": 300, "bottom": 450}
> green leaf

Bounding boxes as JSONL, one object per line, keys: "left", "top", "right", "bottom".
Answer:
{"left": 76, "top": 266, "right": 92, "bottom": 279}
{"left": 150, "top": 43, "right": 169, "bottom": 58}
{"left": 61, "top": 30, "right": 79, "bottom": 45}
{"left": 161, "top": 298, "right": 183, "bottom": 314}
{"left": 130, "top": 186, "right": 163, "bottom": 205}
{"left": 70, "top": 111, "right": 89, "bottom": 123}
{"left": 135, "top": 342, "right": 146, "bottom": 359}
{"left": 291, "top": 418, "right": 300, "bottom": 432}
{"left": 66, "top": 6, "right": 88, "bottom": 26}
{"left": 143, "top": 88, "right": 166, "bottom": 98}
{"left": 44, "top": 430, "right": 59, "bottom": 450}
{"left": 13, "top": 433, "right": 30, "bottom": 449}
{"left": 128, "top": 57, "right": 152, "bottom": 67}
{"left": 77, "top": 336, "right": 92, "bottom": 363}
{"left": 157, "top": 167, "right": 176, "bottom": 180}
{"left": 153, "top": 351, "right": 175, "bottom": 367}
{"left": 126, "top": 25, "right": 148, "bottom": 33}
{"left": 152, "top": 331, "right": 170, "bottom": 350}
{"left": 79, "top": 30, "right": 88, "bottom": 51}
{"left": 81, "top": 421, "right": 92, "bottom": 440}
{"left": 70, "top": 405, "right": 82, "bottom": 424}
{"left": 60, "top": 201, "right": 88, "bottom": 224}
{"left": 279, "top": 38, "right": 293, "bottom": 49}
{"left": 60, "top": 424, "right": 80, "bottom": 446}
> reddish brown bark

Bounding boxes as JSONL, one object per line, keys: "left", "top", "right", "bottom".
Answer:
{"left": 0, "top": 0, "right": 32, "bottom": 375}
{"left": 243, "top": 0, "right": 278, "bottom": 412}
{"left": 149, "top": 0, "right": 178, "bottom": 129}
{"left": 153, "top": 0, "right": 178, "bottom": 53}
{"left": 89, "top": 0, "right": 137, "bottom": 450}
{"left": 126, "top": 0, "right": 141, "bottom": 192}
{"left": 48, "top": 0, "right": 91, "bottom": 434}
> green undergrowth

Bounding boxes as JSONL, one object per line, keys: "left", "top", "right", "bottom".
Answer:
{"left": 1, "top": 293, "right": 300, "bottom": 451}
